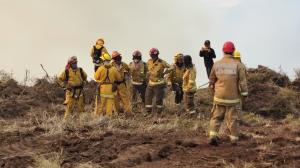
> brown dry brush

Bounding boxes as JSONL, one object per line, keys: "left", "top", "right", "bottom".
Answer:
{"left": 1, "top": 65, "right": 300, "bottom": 119}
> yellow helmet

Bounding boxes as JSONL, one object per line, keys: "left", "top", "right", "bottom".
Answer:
{"left": 101, "top": 53, "right": 111, "bottom": 61}
{"left": 233, "top": 50, "right": 241, "bottom": 58}
{"left": 174, "top": 52, "right": 183, "bottom": 60}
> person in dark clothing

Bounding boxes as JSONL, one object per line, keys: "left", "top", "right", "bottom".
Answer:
{"left": 199, "top": 40, "right": 216, "bottom": 78}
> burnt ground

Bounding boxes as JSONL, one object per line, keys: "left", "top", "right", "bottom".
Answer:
{"left": 0, "top": 112, "right": 300, "bottom": 168}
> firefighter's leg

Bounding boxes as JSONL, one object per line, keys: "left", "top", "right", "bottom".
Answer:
{"left": 114, "top": 90, "right": 121, "bottom": 114}
{"left": 155, "top": 85, "right": 165, "bottom": 113}
{"left": 209, "top": 104, "right": 226, "bottom": 139}
{"left": 174, "top": 84, "right": 180, "bottom": 105}
{"left": 226, "top": 105, "right": 239, "bottom": 142}
{"left": 77, "top": 95, "right": 85, "bottom": 113}
{"left": 64, "top": 91, "right": 75, "bottom": 120}
{"left": 145, "top": 86, "right": 154, "bottom": 114}
{"left": 185, "top": 92, "right": 196, "bottom": 114}
{"left": 132, "top": 85, "right": 138, "bottom": 110}
{"left": 96, "top": 97, "right": 106, "bottom": 117}
{"left": 178, "top": 86, "right": 184, "bottom": 104}
{"left": 106, "top": 98, "right": 114, "bottom": 118}
{"left": 140, "top": 83, "right": 147, "bottom": 104}
{"left": 118, "top": 84, "right": 131, "bottom": 114}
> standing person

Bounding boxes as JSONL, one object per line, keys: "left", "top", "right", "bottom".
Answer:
{"left": 208, "top": 41, "right": 248, "bottom": 146}
{"left": 58, "top": 56, "right": 88, "bottom": 120}
{"left": 129, "top": 50, "right": 148, "bottom": 111}
{"left": 145, "top": 48, "right": 172, "bottom": 116}
{"left": 94, "top": 53, "right": 122, "bottom": 118}
{"left": 182, "top": 55, "right": 197, "bottom": 114}
{"left": 167, "top": 53, "right": 185, "bottom": 106}
{"left": 90, "top": 38, "right": 108, "bottom": 72}
{"left": 199, "top": 40, "right": 216, "bottom": 78}
{"left": 111, "top": 51, "right": 132, "bottom": 115}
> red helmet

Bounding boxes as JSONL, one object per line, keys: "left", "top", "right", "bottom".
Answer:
{"left": 149, "top": 48, "right": 159, "bottom": 55}
{"left": 111, "top": 51, "right": 121, "bottom": 59}
{"left": 132, "top": 50, "right": 142, "bottom": 57}
{"left": 223, "top": 41, "right": 235, "bottom": 54}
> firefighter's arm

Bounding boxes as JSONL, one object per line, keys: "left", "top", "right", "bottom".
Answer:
{"left": 238, "top": 63, "right": 248, "bottom": 97}
{"left": 163, "top": 61, "right": 173, "bottom": 74}
{"left": 102, "top": 47, "right": 108, "bottom": 55}
{"left": 82, "top": 70, "right": 88, "bottom": 86}
{"left": 94, "top": 68, "right": 101, "bottom": 82}
{"left": 187, "top": 69, "right": 196, "bottom": 90}
{"left": 114, "top": 68, "right": 122, "bottom": 82}
{"left": 58, "top": 70, "right": 67, "bottom": 88}
{"left": 209, "top": 65, "right": 217, "bottom": 94}
{"left": 90, "top": 47, "right": 94, "bottom": 57}
{"left": 166, "top": 68, "right": 174, "bottom": 86}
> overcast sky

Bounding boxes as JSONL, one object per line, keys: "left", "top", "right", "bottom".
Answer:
{"left": 0, "top": 0, "right": 299, "bottom": 84}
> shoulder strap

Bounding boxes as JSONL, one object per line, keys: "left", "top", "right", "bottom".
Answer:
{"left": 65, "top": 69, "right": 69, "bottom": 82}
{"left": 104, "top": 67, "right": 111, "bottom": 82}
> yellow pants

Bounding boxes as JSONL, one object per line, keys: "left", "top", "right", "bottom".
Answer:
{"left": 64, "top": 90, "right": 84, "bottom": 119}
{"left": 96, "top": 97, "right": 115, "bottom": 118}
{"left": 209, "top": 104, "right": 239, "bottom": 141}
{"left": 114, "top": 83, "right": 131, "bottom": 113}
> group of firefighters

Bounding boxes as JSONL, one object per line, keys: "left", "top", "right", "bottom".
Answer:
{"left": 58, "top": 38, "right": 248, "bottom": 146}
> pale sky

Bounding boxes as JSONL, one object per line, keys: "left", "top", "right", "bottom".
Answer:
{"left": 0, "top": 0, "right": 299, "bottom": 84}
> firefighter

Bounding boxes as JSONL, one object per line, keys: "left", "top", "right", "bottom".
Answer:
{"left": 167, "top": 53, "right": 185, "bottom": 106}
{"left": 145, "top": 48, "right": 172, "bottom": 116}
{"left": 58, "top": 56, "right": 88, "bottom": 120}
{"left": 182, "top": 55, "right": 197, "bottom": 114}
{"left": 129, "top": 50, "right": 148, "bottom": 111}
{"left": 208, "top": 41, "right": 248, "bottom": 146}
{"left": 199, "top": 40, "right": 216, "bottom": 78}
{"left": 94, "top": 53, "right": 122, "bottom": 118}
{"left": 90, "top": 38, "right": 108, "bottom": 72}
{"left": 111, "top": 51, "right": 132, "bottom": 115}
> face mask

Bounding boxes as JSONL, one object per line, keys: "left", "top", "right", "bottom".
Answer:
{"left": 150, "top": 54, "right": 158, "bottom": 60}
{"left": 133, "top": 59, "right": 140, "bottom": 63}
{"left": 103, "top": 61, "right": 110, "bottom": 65}
{"left": 71, "top": 64, "right": 78, "bottom": 69}
{"left": 176, "top": 62, "right": 183, "bottom": 67}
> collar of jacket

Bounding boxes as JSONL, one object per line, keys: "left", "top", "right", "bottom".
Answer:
{"left": 152, "top": 58, "right": 161, "bottom": 63}
{"left": 223, "top": 54, "right": 234, "bottom": 59}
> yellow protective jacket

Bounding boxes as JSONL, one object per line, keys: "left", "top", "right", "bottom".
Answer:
{"left": 94, "top": 65, "right": 122, "bottom": 98}
{"left": 182, "top": 66, "right": 197, "bottom": 92}
{"left": 58, "top": 68, "right": 87, "bottom": 88}
{"left": 129, "top": 61, "right": 147, "bottom": 85}
{"left": 90, "top": 45, "right": 108, "bottom": 66}
{"left": 167, "top": 64, "right": 185, "bottom": 85}
{"left": 147, "top": 58, "right": 172, "bottom": 86}
{"left": 111, "top": 61, "right": 130, "bottom": 83}
{"left": 209, "top": 54, "right": 248, "bottom": 105}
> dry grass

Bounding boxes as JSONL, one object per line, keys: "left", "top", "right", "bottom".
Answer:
{"left": 34, "top": 153, "right": 62, "bottom": 168}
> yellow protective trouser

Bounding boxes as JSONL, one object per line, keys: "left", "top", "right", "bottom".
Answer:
{"left": 114, "top": 83, "right": 131, "bottom": 113}
{"left": 97, "top": 97, "right": 115, "bottom": 117}
{"left": 64, "top": 90, "right": 84, "bottom": 119}
{"left": 209, "top": 104, "right": 239, "bottom": 141}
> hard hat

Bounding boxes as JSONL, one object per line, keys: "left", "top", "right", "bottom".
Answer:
{"left": 234, "top": 50, "right": 241, "bottom": 58}
{"left": 111, "top": 51, "right": 121, "bottom": 59}
{"left": 223, "top": 41, "right": 235, "bottom": 54}
{"left": 101, "top": 53, "right": 111, "bottom": 61}
{"left": 68, "top": 56, "right": 77, "bottom": 64}
{"left": 132, "top": 50, "right": 142, "bottom": 57}
{"left": 174, "top": 52, "right": 183, "bottom": 60}
{"left": 149, "top": 48, "right": 159, "bottom": 55}
{"left": 175, "top": 52, "right": 183, "bottom": 58}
